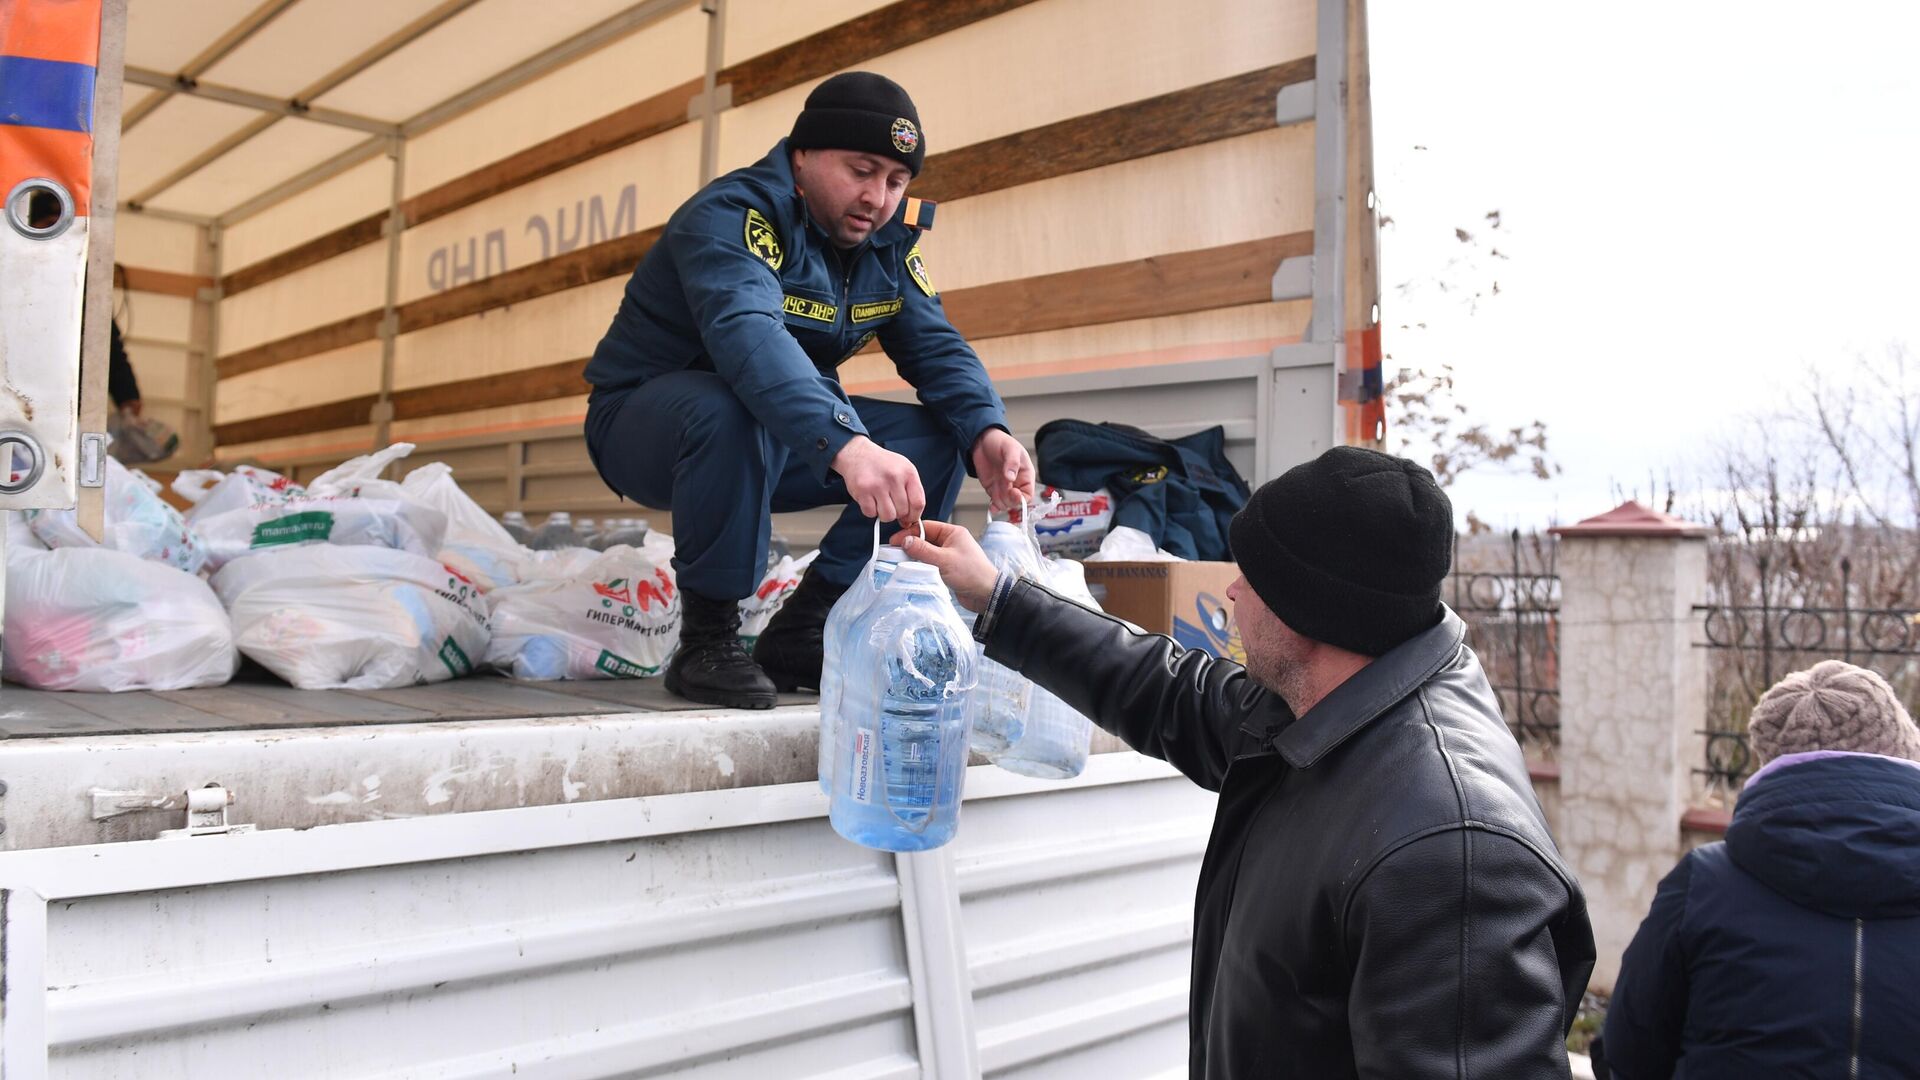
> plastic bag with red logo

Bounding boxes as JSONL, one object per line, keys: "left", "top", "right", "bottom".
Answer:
{"left": 482, "top": 545, "right": 681, "bottom": 680}
{"left": 738, "top": 548, "right": 819, "bottom": 648}
{"left": 3, "top": 547, "right": 239, "bottom": 691}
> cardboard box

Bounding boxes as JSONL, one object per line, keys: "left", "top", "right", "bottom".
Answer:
{"left": 1080, "top": 560, "right": 1245, "bottom": 663}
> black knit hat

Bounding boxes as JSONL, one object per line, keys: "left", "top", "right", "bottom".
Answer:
{"left": 789, "top": 72, "right": 925, "bottom": 176}
{"left": 1228, "top": 446, "right": 1454, "bottom": 657}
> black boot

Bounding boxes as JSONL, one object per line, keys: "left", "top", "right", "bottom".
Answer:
{"left": 752, "top": 569, "right": 852, "bottom": 692}
{"left": 666, "top": 590, "right": 779, "bottom": 709}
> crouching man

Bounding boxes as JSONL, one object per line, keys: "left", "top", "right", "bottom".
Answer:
{"left": 584, "top": 72, "right": 1033, "bottom": 709}
{"left": 901, "top": 446, "right": 1596, "bottom": 1079}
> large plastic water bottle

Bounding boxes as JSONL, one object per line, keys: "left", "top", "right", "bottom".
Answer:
{"left": 829, "top": 562, "right": 977, "bottom": 852}
{"left": 817, "top": 545, "right": 908, "bottom": 791}
{"left": 500, "top": 511, "right": 532, "bottom": 545}
{"left": 966, "top": 517, "right": 1045, "bottom": 753}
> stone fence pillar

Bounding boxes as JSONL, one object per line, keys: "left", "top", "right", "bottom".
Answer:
{"left": 1552, "top": 502, "right": 1709, "bottom": 991}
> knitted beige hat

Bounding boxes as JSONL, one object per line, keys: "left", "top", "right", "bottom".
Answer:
{"left": 1747, "top": 660, "right": 1920, "bottom": 765}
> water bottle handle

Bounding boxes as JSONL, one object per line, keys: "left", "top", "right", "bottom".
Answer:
{"left": 870, "top": 517, "right": 928, "bottom": 561}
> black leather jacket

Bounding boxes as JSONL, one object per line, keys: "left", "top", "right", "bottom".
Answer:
{"left": 978, "top": 577, "right": 1596, "bottom": 1079}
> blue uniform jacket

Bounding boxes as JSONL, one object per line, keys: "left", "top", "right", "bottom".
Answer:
{"left": 585, "top": 139, "right": 1008, "bottom": 482}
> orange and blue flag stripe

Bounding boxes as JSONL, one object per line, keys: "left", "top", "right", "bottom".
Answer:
{"left": 0, "top": 0, "right": 101, "bottom": 214}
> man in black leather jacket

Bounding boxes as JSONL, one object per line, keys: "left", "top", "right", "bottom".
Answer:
{"left": 901, "top": 446, "right": 1595, "bottom": 1079}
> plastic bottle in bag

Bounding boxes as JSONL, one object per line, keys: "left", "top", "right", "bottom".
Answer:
{"left": 529, "top": 511, "right": 582, "bottom": 551}
{"left": 965, "top": 516, "right": 1045, "bottom": 753}
{"left": 818, "top": 539, "right": 908, "bottom": 792}
{"left": 829, "top": 562, "right": 976, "bottom": 852}
{"left": 500, "top": 511, "right": 532, "bottom": 545}
{"left": 991, "top": 559, "right": 1102, "bottom": 779}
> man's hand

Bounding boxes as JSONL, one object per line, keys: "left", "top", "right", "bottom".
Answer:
{"left": 894, "top": 520, "right": 999, "bottom": 612}
{"left": 833, "top": 435, "right": 926, "bottom": 525}
{"left": 971, "top": 428, "right": 1036, "bottom": 514}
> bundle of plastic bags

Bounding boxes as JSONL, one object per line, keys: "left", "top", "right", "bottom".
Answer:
{"left": 484, "top": 545, "right": 681, "bottom": 680}
{"left": 179, "top": 444, "right": 447, "bottom": 571}
{"left": 213, "top": 545, "right": 490, "bottom": 690}
{"left": 28, "top": 457, "right": 209, "bottom": 574}
{"left": 4, "top": 546, "right": 239, "bottom": 691}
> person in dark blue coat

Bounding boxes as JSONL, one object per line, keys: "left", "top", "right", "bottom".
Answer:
{"left": 1601, "top": 659, "right": 1920, "bottom": 1079}
{"left": 584, "top": 72, "right": 1034, "bottom": 707}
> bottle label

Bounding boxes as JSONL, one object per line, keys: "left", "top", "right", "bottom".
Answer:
{"left": 850, "top": 728, "right": 877, "bottom": 805}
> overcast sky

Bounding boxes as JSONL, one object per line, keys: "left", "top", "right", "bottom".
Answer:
{"left": 1368, "top": 0, "right": 1920, "bottom": 528}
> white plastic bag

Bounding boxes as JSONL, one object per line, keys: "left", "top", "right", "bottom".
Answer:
{"left": 515, "top": 545, "right": 604, "bottom": 583}
{"left": 8, "top": 510, "right": 47, "bottom": 552}
{"left": 28, "top": 457, "right": 209, "bottom": 573}
{"left": 740, "top": 549, "right": 820, "bottom": 645}
{"left": 4, "top": 547, "right": 239, "bottom": 691}
{"left": 190, "top": 445, "right": 448, "bottom": 571}
{"left": 484, "top": 545, "right": 681, "bottom": 680}
{"left": 174, "top": 464, "right": 304, "bottom": 520}
{"left": 399, "top": 462, "right": 526, "bottom": 591}
{"left": 1085, "top": 525, "right": 1181, "bottom": 562}
{"left": 214, "top": 545, "right": 490, "bottom": 690}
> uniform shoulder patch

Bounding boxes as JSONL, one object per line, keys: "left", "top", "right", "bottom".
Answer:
{"left": 744, "top": 207, "right": 783, "bottom": 271}
{"left": 904, "top": 243, "right": 935, "bottom": 297}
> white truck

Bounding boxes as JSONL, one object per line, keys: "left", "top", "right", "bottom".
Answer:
{"left": 0, "top": 0, "right": 1379, "bottom": 1074}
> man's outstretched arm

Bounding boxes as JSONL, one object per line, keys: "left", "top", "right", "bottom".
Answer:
{"left": 898, "top": 522, "right": 1272, "bottom": 791}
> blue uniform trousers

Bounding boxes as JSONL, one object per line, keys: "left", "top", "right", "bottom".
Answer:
{"left": 586, "top": 370, "right": 965, "bottom": 601}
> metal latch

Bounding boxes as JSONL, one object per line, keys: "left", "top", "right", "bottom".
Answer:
{"left": 159, "top": 785, "right": 254, "bottom": 838}
{"left": 90, "top": 784, "right": 257, "bottom": 838}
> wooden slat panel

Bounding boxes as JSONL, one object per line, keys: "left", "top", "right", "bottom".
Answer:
{"left": 217, "top": 233, "right": 1308, "bottom": 443}
{"left": 217, "top": 309, "right": 385, "bottom": 379}
{"left": 547, "top": 677, "right": 816, "bottom": 711}
{"left": 345, "top": 677, "right": 627, "bottom": 719}
{"left": 0, "top": 689, "right": 147, "bottom": 736}
{"left": 220, "top": 211, "right": 387, "bottom": 296}
{"left": 216, "top": 0, "right": 1047, "bottom": 299}
{"left": 215, "top": 68, "right": 1304, "bottom": 378}
{"left": 394, "top": 226, "right": 665, "bottom": 336}
{"left": 943, "top": 232, "right": 1309, "bottom": 341}
{"left": 910, "top": 58, "right": 1313, "bottom": 204}
{"left": 47, "top": 690, "right": 243, "bottom": 732}
{"left": 719, "top": 0, "right": 1041, "bottom": 106}
{"left": 391, "top": 357, "right": 587, "bottom": 419}
{"left": 214, "top": 394, "right": 380, "bottom": 446}
{"left": 119, "top": 265, "right": 214, "bottom": 298}
{"left": 207, "top": 683, "right": 448, "bottom": 723}
{"left": 400, "top": 77, "right": 703, "bottom": 231}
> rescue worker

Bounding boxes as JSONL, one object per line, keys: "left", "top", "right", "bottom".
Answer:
{"left": 584, "top": 73, "right": 1034, "bottom": 709}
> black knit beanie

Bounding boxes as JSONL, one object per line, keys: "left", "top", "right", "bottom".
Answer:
{"left": 1228, "top": 446, "right": 1453, "bottom": 657}
{"left": 789, "top": 72, "right": 925, "bottom": 176}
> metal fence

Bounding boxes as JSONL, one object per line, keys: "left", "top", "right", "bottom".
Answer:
{"left": 1449, "top": 530, "right": 1561, "bottom": 755}
{"left": 1695, "top": 555, "right": 1920, "bottom": 789}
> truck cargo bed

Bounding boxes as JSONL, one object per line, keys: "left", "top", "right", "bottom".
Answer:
{"left": 0, "top": 667, "right": 818, "bottom": 738}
